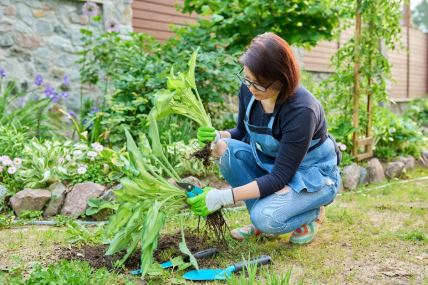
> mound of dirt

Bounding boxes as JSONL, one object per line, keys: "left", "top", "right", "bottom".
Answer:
{"left": 57, "top": 230, "right": 217, "bottom": 271}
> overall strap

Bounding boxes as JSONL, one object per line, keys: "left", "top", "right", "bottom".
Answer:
{"left": 244, "top": 96, "right": 256, "bottom": 123}
{"left": 308, "top": 133, "right": 327, "bottom": 152}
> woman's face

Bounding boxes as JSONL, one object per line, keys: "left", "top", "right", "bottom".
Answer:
{"left": 243, "top": 66, "right": 282, "bottom": 101}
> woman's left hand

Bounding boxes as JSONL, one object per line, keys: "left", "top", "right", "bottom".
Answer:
{"left": 187, "top": 187, "right": 235, "bottom": 217}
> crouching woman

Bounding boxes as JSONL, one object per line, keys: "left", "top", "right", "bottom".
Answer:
{"left": 187, "top": 32, "right": 341, "bottom": 244}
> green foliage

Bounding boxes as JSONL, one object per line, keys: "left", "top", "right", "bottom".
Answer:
{"left": 0, "top": 125, "right": 26, "bottom": 159}
{"left": 403, "top": 97, "right": 428, "bottom": 127}
{"left": 78, "top": 27, "right": 238, "bottom": 146}
{"left": 373, "top": 106, "right": 424, "bottom": 159}
{"left": 180, "top": 0, "right": 348, "bottom": 50}
{"left": 65, "top": 221, "right": 105, "bottom": 245}
{"left": 18, "top": 210, "right": 43, "bottom": 220}
{"left": 1, "top": 260, "right": 135, "bottom": 285}
{"left": 105, "top": 129, "right": 187, "bottom": 277}
{"left": 85, "top": 197, "right": 118, "bottom": 216}
{"left": 2, "top": 139, "right": 126, "bottom": 193}
{"left": 412, "top": 0, "right": 428, "bottom": 32}
{"left": 315, "top": 0, "right": 404, "bottom": 160}
{"left": 151, "top": 50, "right": 212, "bottom": 127}
{"left": 165, "top": 139, "right": 218, "bottom": 177}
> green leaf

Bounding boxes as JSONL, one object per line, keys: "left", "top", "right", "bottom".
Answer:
{"left": 178, "top": 221, "right": 198, "bottom": 270}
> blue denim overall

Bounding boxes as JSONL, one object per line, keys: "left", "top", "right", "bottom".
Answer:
{"left": 218, "top": 96, "right": 341, "bottom": 234}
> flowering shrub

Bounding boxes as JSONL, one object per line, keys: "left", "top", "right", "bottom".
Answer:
{"left": 0, "top": 140, "right": 130, "bottom": 193}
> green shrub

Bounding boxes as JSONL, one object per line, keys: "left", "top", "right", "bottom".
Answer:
{"left": 373, "top": 106, "right": 424, "bottom": 159}
{"left": 403, "top": 97, "right": 428, "bottom": 127}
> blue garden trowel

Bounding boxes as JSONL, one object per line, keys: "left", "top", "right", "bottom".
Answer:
{"left": 130, "top": 247, "right": 218, "bottom": 275}
{"left": 183, "top": 255, "right": 272, "bottom": 281}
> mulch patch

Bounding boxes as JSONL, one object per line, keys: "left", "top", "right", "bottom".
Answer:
{"left": 57, "top": 230, "right": 219, "bottom": 272}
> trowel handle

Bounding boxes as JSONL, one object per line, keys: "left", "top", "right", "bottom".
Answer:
{"left": 193, "top": 248, "right": 218, "bottom": 259}
{"left": 232, "top": 255, "right": 272, "bottom": 272}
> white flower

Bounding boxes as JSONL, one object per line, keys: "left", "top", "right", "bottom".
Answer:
{"left": 0, "top": 166, "right": 3, "bottom": 173}
{"left": 2, "top": 158, "right": 12, "bottom": 166}
{"left": 57, "top": 157, "right": 65, "bottom": 164}
{"left": 0, "top": 155, "right": 9, "bottom": 162}
{"left": 87, "top": 151, "right": 98, "bottom": 158}
{"left": 77, "top": 165, "right": 87, "bottom": 174}
{"left": 73, "top": 150, "right": 83, "bottom": 156}
{"left": 91, "top": 142, "right": 104, "bottom": 152}
{"left": 7, "top": 166, "right": 17, "bottom": 174}
{"left": 65, "top": 155, "right": 72, "bottom": 161}
{"left": 338, "top": 143, "right": 347, "bottom": 151}
{"left": 13, "top": 158, "right": 22, "bottom": 166}
{"left": 103, "top": 164, "right": 109, "bottom": 172}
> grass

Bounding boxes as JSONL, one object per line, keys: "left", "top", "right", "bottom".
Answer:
{"left": 0, "top": 167, "right": 427, "bottom": 284}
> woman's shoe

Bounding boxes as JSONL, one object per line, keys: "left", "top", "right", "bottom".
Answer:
{"left": 231, "top": 224, "right": 262, "bottom": 241}
{"left": 289, "top": 221, "right": 318, "bottom": 245}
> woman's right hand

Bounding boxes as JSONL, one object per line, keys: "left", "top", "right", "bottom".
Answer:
{"left": 197, "top": 126, "right": 219, "bottom": 146}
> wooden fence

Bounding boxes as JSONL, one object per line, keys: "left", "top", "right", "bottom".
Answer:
{"left": 132, "top": 0, "right": 428, "bottom": 100}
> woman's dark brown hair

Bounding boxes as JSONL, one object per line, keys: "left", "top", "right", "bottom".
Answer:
{"left": 239, "top": 32, "right": 300, "bottom": 104}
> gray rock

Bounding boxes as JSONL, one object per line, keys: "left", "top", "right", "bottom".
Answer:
{"left": 359, "top": 167, "right": 368, "bottom": 186}
{"left": 342, "top": 163, "right": 360, "bottom": 191}
{"left": 366, "top": 158, "right": 386, "bottom": 183}
{"left": 47, "top": 35, "right": 74, "bottom": 52}
{"left": 44, "top": 182, "right": 67, "bottom": 217}
{"left": 0, "top": 34, "right": 13, "bottom": 47}
{"left": 53, "top": 25, "right": 68, "bottom": 36}
{"left": 16, "top": 3, "right": 34, "bottom": 26}
{"left": 60, "top": 182, "right": 105, "bottom": 218}
{"left": 397, "top": 156, "right": 416, "bottom": 170}
{"left": 0, "top": 0, "right": 11, "bottom": 6}
{"left": 0, "top": 185, "right": 7, "bottom": 210}
{"left": 385, "top": 161, "right": 405, "bottom": 179}
{"left": 420, "top": 150, "right": 428, "bottom": 166}
{"left": 36, "top": 20, "right": 53, "bottom": 36}
{"left": 101, "top": 184, "right": 121, "bottom": 201}
{"left": 10, "top": 189, "right": 51, "bottom": 216}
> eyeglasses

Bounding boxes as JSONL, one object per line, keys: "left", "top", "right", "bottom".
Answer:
{"left": 236, "top": 68, "right": 275, "bottom": 92}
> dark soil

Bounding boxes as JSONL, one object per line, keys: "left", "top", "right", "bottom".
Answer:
{"left": 192, "top": 143, "right": 212, "bottom": 166}
{"left": 57, "top": 230, "right": 218, "bottom": 272}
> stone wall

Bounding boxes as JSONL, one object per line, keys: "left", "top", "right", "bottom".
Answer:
{"left": 0, "top": 0, "right": 133, "bottom": 110}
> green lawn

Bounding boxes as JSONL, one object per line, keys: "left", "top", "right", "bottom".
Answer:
{"left": 1, "top": 167, "right": 427, "bottom": 284}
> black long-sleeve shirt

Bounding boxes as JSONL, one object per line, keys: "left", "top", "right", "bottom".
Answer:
{"left": 227, "top": 84, "right": 327, "bottom": 197}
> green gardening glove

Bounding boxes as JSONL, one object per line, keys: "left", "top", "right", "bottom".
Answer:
{"left": 186, "top": 186, "right": 235, "bottom": 217}
{"left": 197, "top": 126, "right": 219, "bottom": 147}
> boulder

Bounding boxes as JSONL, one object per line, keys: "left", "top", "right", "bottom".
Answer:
{"left": 0, "top": 184, "right": 7, "bottom": 210}
{"left": 100, "top": 183, "right": 122, "bottom": 201}
{"left": 419, "top": 150, "right": 428, "bottom": 167}
{"left": 60, "top": 182, "right": 105, "bottom": 218}
{"left": 342, "top": 163, "right": 360, "bottom": 190}
{"left": 10, "top": 189, "right": 51, "bottom": 216}
{"left": 397, "top": 156, "right": 416, "bottom": 170}
{"left": 43, "top": 182, "right": 67, "bottom": 217}
{"left": 358, "top": 167, "right": 368, "bottom": 186}
{"left": 366, "top": 158, "right": 386, "bottom": 183}
{"left": 385, "top": 161, "right": 405, "bottom": 179}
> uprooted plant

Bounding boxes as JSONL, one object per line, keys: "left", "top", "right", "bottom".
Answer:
{"left": 150, "top": 49, "right": 214, "bottom": 166}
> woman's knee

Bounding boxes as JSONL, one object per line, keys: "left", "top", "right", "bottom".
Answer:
{"left": 250, "top": 206, "right": 286, "bottom": 234}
